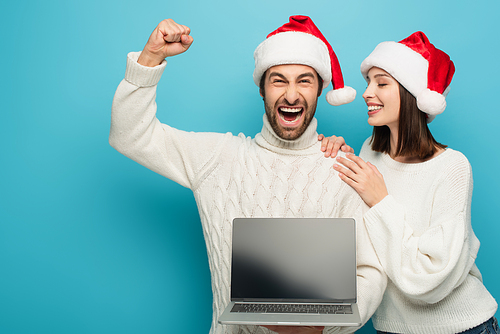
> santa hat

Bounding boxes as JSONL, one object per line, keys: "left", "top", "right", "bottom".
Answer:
{"left": 360, "top": 31, "right": 455, "bottom": 122}
{"left": 253, "top": 15, "right": 356, "bottom": 106}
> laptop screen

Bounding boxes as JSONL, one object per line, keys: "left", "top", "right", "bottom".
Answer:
{"left": 231, "top": 218, "right": 356, "bottom": 303}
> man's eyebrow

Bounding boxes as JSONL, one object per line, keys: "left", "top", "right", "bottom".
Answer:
{"left": 268, "top": 72, "right": 287, "bottom": 80}
{"left": 268, "top": 72, "right": 316, "bottom": 80}
{"left": 297, "top": 72, "right": 316, "bottom": 80}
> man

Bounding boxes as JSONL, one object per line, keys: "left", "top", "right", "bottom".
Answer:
{"left": 110, "top": 15, "right": 386, "bottom": 334}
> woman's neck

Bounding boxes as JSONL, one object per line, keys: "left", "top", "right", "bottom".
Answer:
{"left": 389, "top": 131, "right": 399, "bottom": 160}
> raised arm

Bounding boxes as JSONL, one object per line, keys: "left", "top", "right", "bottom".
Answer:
{"left": 110, "top": 20, "right": 232, "bottom": 189}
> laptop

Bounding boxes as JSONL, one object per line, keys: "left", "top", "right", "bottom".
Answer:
{"left": 218, "top": 217, "right": 361, "bottom": 327}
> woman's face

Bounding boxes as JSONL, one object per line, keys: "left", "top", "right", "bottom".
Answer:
{"left": 362, "top": 67, "right": 400, "bottom": 131}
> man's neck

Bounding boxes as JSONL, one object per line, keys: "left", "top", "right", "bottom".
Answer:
{"left": 258, "top": 115, "right": 319, "bottom": 152}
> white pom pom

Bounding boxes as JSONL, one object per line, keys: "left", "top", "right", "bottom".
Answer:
{"left": 417, "top": 88, "right": 446, "bottom": 116}
{"left": 325, "top": 86, "right": 356, "bottom": 106}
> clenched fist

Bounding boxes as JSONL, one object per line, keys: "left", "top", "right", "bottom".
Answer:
{"left": 138, "top": 19, "right": 193, "bottom": 67}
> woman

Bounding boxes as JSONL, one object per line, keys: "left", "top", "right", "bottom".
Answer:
{"left": 321, "top": 32, "right": 498, "bottom": 333}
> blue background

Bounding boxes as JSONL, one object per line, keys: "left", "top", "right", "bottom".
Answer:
{"left": 1, "top": 0, "right": 499, "bottom": 333}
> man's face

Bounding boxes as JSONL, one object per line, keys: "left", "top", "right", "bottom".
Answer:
{"left": 261, "top": 64, "right": 321, "bottom": 141}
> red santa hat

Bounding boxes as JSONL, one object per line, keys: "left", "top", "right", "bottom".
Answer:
{"left": 253, "top": 15, "right": 356, "bottom": 106}
{"left": 360, "top": 31, "right": 455, "bottom": 123}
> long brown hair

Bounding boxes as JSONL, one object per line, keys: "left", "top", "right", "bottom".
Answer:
{"left": 370, "top": 83, "right": 446, "bottom": 160}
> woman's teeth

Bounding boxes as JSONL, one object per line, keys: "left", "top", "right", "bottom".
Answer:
{"left": 368, "top": 105, "right": 382, "bottom": 111}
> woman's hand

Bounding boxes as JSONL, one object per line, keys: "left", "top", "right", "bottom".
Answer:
{"left": 333, "top": 153, "right": 388, "bottom": 207}
{"left": 318, "top": 134, "right": 354, "bottom": 158}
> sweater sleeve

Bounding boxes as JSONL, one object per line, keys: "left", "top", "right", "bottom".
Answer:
{"left": 353, "top": 202, "right": 387, "bottom": 327}
{"left": 109, "top": 52, "right": 235, "bottom": 189}
{"left": 325, "top": 196, "right": 387, "bottom": 334}
{"left": 363, "top": 153, "right": 479, "bottom": 304}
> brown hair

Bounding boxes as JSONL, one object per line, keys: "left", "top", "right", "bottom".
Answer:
{"left": 370, "top": 83, "right": 447, "bottom": 160}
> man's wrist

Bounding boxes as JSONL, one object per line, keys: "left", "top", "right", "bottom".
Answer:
{"left": 137, "top": 51, "right": 164, "bottom": 67}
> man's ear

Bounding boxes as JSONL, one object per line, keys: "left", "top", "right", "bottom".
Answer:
{"left": 260, "top": 88, "right": 264, "bottom": 98}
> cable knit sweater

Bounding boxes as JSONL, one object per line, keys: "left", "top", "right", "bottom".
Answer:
{"left": 109, "top": 52, "right": 387, "bottom": 334}
{"left": 360, "top": 138, "right": 497, "bottom": 334}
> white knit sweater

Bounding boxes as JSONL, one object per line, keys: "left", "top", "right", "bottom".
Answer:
{"left": 360, "top": 138, "right": 497, "bottom": 334}
{"left": 110, "top": 52, "right": 387, "bottom": 334}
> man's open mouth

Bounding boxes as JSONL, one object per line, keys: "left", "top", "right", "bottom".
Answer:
{"left": 278, "top": 107, "right": 303, "bottom": 124}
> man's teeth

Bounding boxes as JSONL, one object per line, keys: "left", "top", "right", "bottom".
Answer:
{"left": 279, "top": 107, "right": 302, "bottom": 123}
{"left": 280, "top": 107, "right": 302, "bottom": 113}
{"left": 368, "top": 105, "right": 382, "bottom": 111}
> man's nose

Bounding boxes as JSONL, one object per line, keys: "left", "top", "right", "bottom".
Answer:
{"left": 284, "top": 85, "right": 300, "bottom": 104}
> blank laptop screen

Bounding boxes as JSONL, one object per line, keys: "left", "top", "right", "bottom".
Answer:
{"left": 231, "top": 218, "right": 356, "bottom": 303}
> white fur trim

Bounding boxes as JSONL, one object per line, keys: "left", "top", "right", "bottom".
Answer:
{"left": 360, "top": 41, "right": 428, "bottom": 99}
{"left": 326, "top": 86, "right": 356, "bottom": 106}
{"left": 417, "top": 88, "right": 446, "bottom": 115}
{"left": 253, "top": 31, "right": 331, "bottom": 88}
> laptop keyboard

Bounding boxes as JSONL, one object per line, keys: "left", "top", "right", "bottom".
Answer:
{"left": 230, "top": 303, "right": 352, "bottom": 314}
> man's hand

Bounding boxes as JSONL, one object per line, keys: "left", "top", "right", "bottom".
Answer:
{"left": 318, "top": 134, "right": 354, "bottom": 158}
{"left": 263, "top": 325, "right": 324, "bottom": 334}
{"left": 137, "top": 19, "right": 194, "bottom": 67}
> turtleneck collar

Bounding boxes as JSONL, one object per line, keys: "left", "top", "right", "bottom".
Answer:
{"left": 255, "top": 114, "right": 320, "bottom": 154}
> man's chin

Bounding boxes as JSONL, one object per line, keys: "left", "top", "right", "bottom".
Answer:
{"left": 276, "top": 127, "right": 304, "bottom": 141}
